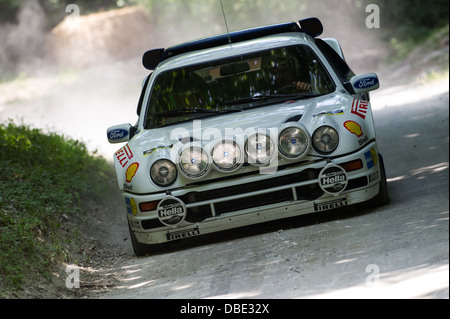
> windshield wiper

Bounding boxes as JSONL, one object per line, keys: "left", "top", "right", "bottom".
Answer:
{"left": 154, "top": 108, "right": 241, "bottom": 117}
{"left": 224, "top": 93, "right": 323, "bottom": 106}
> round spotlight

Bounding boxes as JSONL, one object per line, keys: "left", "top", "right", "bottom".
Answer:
{"left": 245, "top": 133, "right": 275, "bottom": 165}
{"left": 312, "top": 126, "right": 339, "bottom": 154}
{"left": 279, "top": 126, "right": 309, "bottom": 159}
{"left": 178, "top": 145, "right": 210, "bottom": 179}
{"left": 150, "top": 159, "right": 177, "bottom": 187}
{"left": 212, "top": 140, "right": 243, "bottom": 172}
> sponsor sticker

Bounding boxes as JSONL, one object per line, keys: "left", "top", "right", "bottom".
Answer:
{"left": 125, "top": 162, "right": 139, "bottom": 183}
{"left": 318, "top": 164, "right": 348, "bottom": 195}
{"left": 313, "top": 109, "right": 344, "bottom": 117}
{"left": 115, "top": 144, "right": 134, "bottom": 168}
{"left": 166, "top": 226, "right": 200, "bottom": 241}
{"left": 351, "top": 99, "right": 368, "bottom": 120}
{"left": 314, "top": 197, "right": 348, "bottom": 211}
{"left": 157, "top": 196, "right": 186, "bottom": 227}
{"left": 365, "top": 148, "right": 378, "bottom": 169}
{"left": 143, "top": 145, "right": 173, "bottom": 156}
{"left": 125, "top": 197, "right": 137, "bottom": 216}
{"left": 354, "top": 76, "right": 379, "bottom": 89}
{"left": 108, "top": 129, "right": 128, "bottom": 140}
{"left": 344, "top": 120, "right": 363, "bottom": 137}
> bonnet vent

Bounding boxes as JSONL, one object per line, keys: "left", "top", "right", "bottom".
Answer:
{"left": 284, "top": 114, "right": 303, "bottom": 123}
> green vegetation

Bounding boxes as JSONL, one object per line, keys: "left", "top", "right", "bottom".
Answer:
{"left": 371, "top": 0, "right": 449, "bottom": 60}
{"left": 0, "top": 0, "right": 447, "bottom": 298}
{"left": 0, "top": 121, "right": 116, "bottom": 296}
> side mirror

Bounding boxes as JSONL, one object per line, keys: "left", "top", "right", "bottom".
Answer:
{"left": 107, "top": 123, "right": 132, "bottom": 144}
{"left": 348, "top": 73, "right": 379, "bottom": 94}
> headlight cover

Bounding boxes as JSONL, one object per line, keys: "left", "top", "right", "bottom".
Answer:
{"left": 212, "top": 140, "right": 243, "bottom": 172}
{"left": 150, "top": 159, "right": 177, "bottom": 187}
{"left": 178, "top": 145, "right": 210, "bottom": 179}
{"left": 245, "top": 133, "right": 275, "bottom": 165}
{"left": 279, "top": 127, "right": 309, "bottom": 159}
{"left": 312, "top": 126, "right": 339, "bottom": 154}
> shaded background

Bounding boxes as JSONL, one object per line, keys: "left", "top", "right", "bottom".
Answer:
{"left": 0, "top": 0, "right": 448, "bottom": 157}
{"left": 0, "top": 0, "right": 448, "bottom": 299}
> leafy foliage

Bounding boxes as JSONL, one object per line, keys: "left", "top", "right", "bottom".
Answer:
{"left": 373, "top": 0, "right": 449, "bottom": 41}
{"left": 0, "top": 121, "right": 115, "bottom": 295}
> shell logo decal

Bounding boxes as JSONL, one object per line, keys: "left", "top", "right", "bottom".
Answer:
{"left": 125, "top": 162, "right": 139, "bottom": 183}
{"left": 344, "top": 120, "right": 363, "bottom": 137}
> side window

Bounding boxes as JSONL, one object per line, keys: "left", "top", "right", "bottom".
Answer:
{"left": 315, "top": 39, "right": 355, "bottom": 83}
{"left": 137, "top": 73, "right": 152, "bottom": 116}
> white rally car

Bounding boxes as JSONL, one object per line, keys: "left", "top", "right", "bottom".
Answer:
{"left": 107, "top": 18, "right": 389, "bottom": 256}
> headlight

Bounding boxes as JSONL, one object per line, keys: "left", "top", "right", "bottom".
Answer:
{"left": 279, "top": 127, "right": 309, "bottom": 159}
{"left": 150, "top": 159, "right": 177, "bottom": 186}
{"left": 178, "top": 145, "right": 210, "bottom": 178}
{"left": 212, "top": 141, "right": 243, "bottom": 172}
{"left": 312, "top": 126, "right": 339, "bottom": 154}
{"left": 245, "top": 133, "right": 275, "bottom": 165}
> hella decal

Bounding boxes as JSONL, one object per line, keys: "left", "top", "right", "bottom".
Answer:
{"left": 318, "top": 164, "right": 348, "bottom": 195}
{"left": 157, "top": 196, "right": 186, "bottom": 227}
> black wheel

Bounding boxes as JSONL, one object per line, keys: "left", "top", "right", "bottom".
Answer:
{"left": 370, "top": 153, "right": 390, "bottom": 206}
{"left": 128, "top": 222, "right": 165, "bottom": 256}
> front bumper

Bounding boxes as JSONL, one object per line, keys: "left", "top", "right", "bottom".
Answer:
{"left": 124, "top": 142, "right": 381, "bottom": 245}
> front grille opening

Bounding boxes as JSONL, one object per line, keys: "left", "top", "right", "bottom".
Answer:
{"left": 186, "top": 205, "right": 213, "bottom": 223}
{"left": 296, "top": 183, "right": 324, "bottom": 201}
{"left": 181, "top": 168, "right": 321, "bottom": 220}
{"left": 140, "top": 172, "right": 368, "bottom": 229}
{"left": 141, "top": 218, "right": 165, "bottom": 229}
{"left": 215, "top": 189, "right": 293, "bottom": 215}
{"left": 346, "top": 176, "right": 368, "bottom": 190}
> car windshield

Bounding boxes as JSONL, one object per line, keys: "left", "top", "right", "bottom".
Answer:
{"left": 145, "top": 44, "right": 336, "bottom": 128}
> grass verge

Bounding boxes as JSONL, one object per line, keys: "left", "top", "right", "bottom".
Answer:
{"left": 0, "top": 120, "right": 117, "bottom": 297}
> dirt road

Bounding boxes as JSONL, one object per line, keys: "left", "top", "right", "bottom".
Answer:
{"left": 1, "top": 56, "right": 448, "bottom": 300}
{"left": 85, "top": 76, "right": 448, "bottom": 299}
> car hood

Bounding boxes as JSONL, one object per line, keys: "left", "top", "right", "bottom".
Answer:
{"left": 116, "top": 91, "right": 376, "bottom": 192}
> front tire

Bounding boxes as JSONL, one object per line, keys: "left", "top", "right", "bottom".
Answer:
{"left": 371, "top": 153, "right": 390, "bottom": 206}
{"left": 128, "top": 223, "right": 165, "bottom": 256}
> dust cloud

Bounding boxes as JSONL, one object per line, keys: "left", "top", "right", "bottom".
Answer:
{"left": 0, "top": 0, "right": 49, "bottom": 77}
{"left": 0, "top": 0, "right": 389, "bottom": 160}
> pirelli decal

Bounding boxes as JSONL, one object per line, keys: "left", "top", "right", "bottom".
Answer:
{"left": 166, "top": 226, "right": 200, "bottom": 241}
{"left": 351, "top": 99, "right": 368, "bottom": 120}
{"left": 314, "top": 197, "right": 348, "bottom": 212}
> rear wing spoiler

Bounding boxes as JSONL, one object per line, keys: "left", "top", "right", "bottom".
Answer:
{"left": 143, "top": 17, "right": 323, "bottom": 70}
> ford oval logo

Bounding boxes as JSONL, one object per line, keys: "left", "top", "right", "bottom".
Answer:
{"left": 108, "top": 129, "right": 128, "bottom": 140}
{"left": 354, "top": 77, "right": 378, "bottom": 89}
